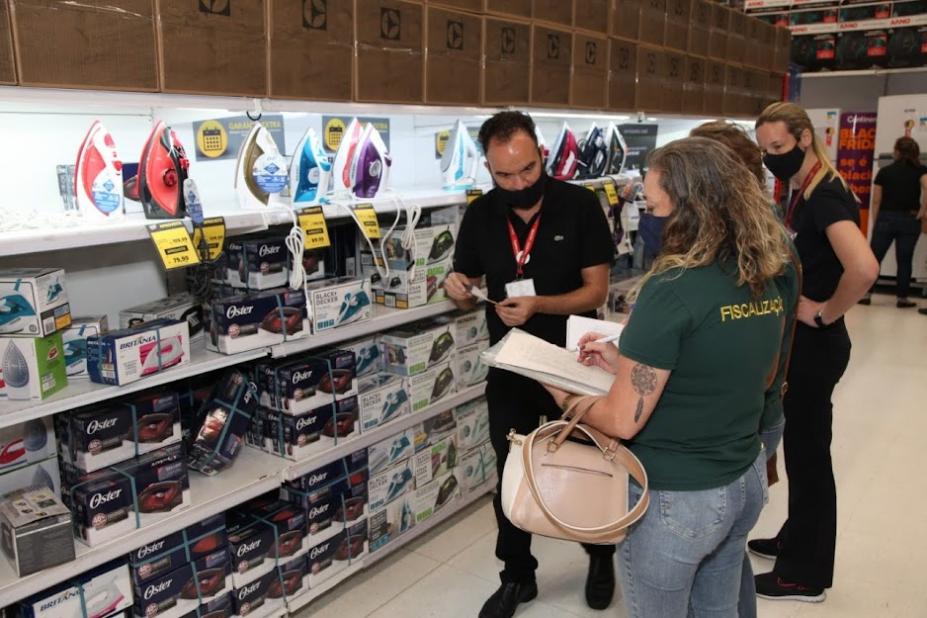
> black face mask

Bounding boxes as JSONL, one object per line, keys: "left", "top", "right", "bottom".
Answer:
{"left": 763, "top": 144, "right": 806, "bottom": 182}
{"left": 495, "top": 171, "right": 547, "bottom": 210}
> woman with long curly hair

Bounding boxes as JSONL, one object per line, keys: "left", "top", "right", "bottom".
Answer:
{"left": 543, "top": 137, "right": 800, "bottom": 617}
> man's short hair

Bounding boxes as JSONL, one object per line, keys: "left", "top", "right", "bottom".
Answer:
{"left": 478, "top": 111, "right": 539, "bottom": 154}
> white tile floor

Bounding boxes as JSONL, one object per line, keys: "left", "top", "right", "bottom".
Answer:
{"left": 298, "top": 299, "right": 927, "bottom": 617}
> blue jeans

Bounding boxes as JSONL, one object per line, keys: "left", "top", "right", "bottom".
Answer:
{"left": 869, "top": 210, "right": 922, "bottom": 299}
{"left": 738, "top": 422, "right": 784, "bottom": 618}
{"left": 619, "top": 451, "right": 769, "bottom": 618}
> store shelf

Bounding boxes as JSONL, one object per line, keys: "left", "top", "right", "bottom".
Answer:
{"left": 801, "top": 66, "right": 927, "bottom": 77}
{"left": 0, "top": 447, "right": 288, "bottom": 607}
{"left": 270, "top": 300, "right": 462, "bottom": 359}
{"left": 282, "top": 383, "right": 487, "bottom": 481}
{"left": 789, "top": 13, "right": 927, "bottom": 34}
{"left": 285, "top": 487, "right": 493, "bottom": 615}
{"left": 0, "top": 344, "right": 268, "bottom": 429}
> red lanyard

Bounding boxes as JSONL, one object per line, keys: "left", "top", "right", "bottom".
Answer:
{"left": 507, "top": 215, "right": 542, "bottom": 279}
{"left": 784, "top": 161, "right": 822, "bottom": 232}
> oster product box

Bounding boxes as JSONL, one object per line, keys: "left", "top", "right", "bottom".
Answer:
{"left": 225, "top": 237, "right": 289, "bottom": 290}
{"left": 129, "top": 513, "right": 227, "bottom": 586}
{"left": 226, "top": 516, "right": 276, "bottom": 588}
{"left": 232, "top": 568, "right": 283, "bottom": 617}
{"left": 208, "top": 289, "right": 308, "bottom": 354}
{"left": 187, "top": 370, "right": 258, "bottom": 476}
{"left": 257, "top": 350, "right": 357, "bottom": 414}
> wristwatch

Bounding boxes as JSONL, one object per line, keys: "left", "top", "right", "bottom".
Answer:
{"left": 814, "top": 310, "right": 830, "bottom": 329}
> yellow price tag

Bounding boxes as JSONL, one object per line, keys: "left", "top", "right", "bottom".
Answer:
{"left": 604, "top": 181, "right": 620, "bottom": 207}
{"left": 148, "top": 221, "right": 201, "bottom": 270}
{"left": 586, "top": 183, "right": 596, "bottom": 192}
{"left": 297, "top": 206, "right": 331, "bottom": 250}
{"left": 466, "top": 189, "right": 483, "bottom": 205}
{"left": 354, "top": 204, "right": 381, "bottom": 240}
{"left": 191, "top": 217, "right": 226, "bottom": 261}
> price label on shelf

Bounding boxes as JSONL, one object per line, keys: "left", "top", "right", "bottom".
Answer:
{"left": 148, "top": 221, "right": 201, "bottom": 270}
{"left": 297, "top": 206, "right": 332, "bottom": 250}
{"left": 604, "top": 181, "right": 620, "bottom": 207}
{"left": 354, "top": 203, "right": 381, "bottom": 240}
{"left": 191, "top": 216, "right": 226, "bottom": 261}
{"left": 466, "top": 189, "right": 483, "bottom": 205}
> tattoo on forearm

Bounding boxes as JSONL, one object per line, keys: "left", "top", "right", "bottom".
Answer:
{"left": 630, "top": 363, "right": 657, "bottom": 423}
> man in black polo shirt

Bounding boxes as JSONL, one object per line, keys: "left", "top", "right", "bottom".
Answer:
{"left": 445, "top": 111, "right": 615, "bottom": 618}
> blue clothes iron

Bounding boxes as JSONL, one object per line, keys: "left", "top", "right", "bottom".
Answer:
{"left": 441, "top": 120, "right": 480, "bottom": 190}
{"left": 379, "top": 390, "right": 409, "bottom": 424}
{"left": 234, "top": 122, "right": 288, "bottom": 209}
{"left": 64, "top": 338, "right": 87, "bottom": 377}
{"left": 0, "top": 294, "right": 36, "bottom": 335}
{"left": 355, "top": 344, "right": 381, "bottom": 376}
{"left": 290, "top": 127, "right": 332, "bottom": 204}
{"left": 385, "top": 467, "right": 414, "bottom": 502}
{"left": 331, "top": 118, "right": 363, "bottom": 197}
{"left": 337, "top": 290, "right": 371, "bottom": 326}
{"left": 350, "top": 123, "right": 391, "bottom": 199}
{"left": 74, "top": 121, "right": 124, "bottom": 221}
{"left": 577, "top": 122, "right": 608, "bottom": 179}
{"left": 605, "top": 122, "right": 628, "bottom": 176}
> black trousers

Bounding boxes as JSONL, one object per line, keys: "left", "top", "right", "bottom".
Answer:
{"left": 487, "top": 368, "right": 616, "bottom": 585}
{"left": 774, "top": 322, "right": 851, "bottom": 589}
{"left": 869, "top": 210, "right": 922, "bottom": 299}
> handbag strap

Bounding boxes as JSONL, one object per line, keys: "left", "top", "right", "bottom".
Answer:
{"left": 521, "top": 419, "right": 651, "bottom": 535}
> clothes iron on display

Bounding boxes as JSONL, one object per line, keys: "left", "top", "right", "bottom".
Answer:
{"left": 440, "top": 120, "right": 480, "bottom": 190}
{"left": 124, "top": 121, "right": 191, "bottom": 219}
{"left": 74, "top": 121, "right": 124, "bottom": 221}
{"left": 290, "top": 127, "right": 332, "bottom": 204}
{"left": 605, "top": 122, "right": 629, "bottom": 176}
{"left": 350, "top": 123, "right": 391, "bottom": 199}
{"left": 546, "top": 122, "right": 579, "bottom": 181}
{"left": 576, "top": 122, "right": 608, "bottom": 180}
{"left": 234, "top": 122, "right": 289, "bottom": 209}
{"left": 535, "top": 125, "right": 550, "bottom": 168}
{"left": 330, "top": 118, "right": 364, "bottom": 196}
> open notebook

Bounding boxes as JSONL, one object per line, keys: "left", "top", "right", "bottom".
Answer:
{"left": 481, "top": 329, "right": 615, "bottom": 396}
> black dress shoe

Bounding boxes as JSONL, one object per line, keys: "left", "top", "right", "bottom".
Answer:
{"left": 479, "top": 581, "right": 538, "bottom": 618}
{"left": 919, "top": 307, "right": 927, "bottom": 315}
{"left": 585, "top": 554, "right": 616, "bottom": 610}
{"left": 897, "top": 299, "right": 917, "bottom": 308}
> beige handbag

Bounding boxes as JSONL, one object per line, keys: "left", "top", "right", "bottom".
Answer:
{"left": 500, "top": 396, "right": 650, "bottom": 544}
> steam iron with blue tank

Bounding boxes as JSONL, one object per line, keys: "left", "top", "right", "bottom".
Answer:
{"left": 330, "top": 118, "right": 364, "bottom": 197}
{"left": 290, "top": 127, "right": 331, "bottom": 204}
{"left": 605, "top": 122, "right": 629, "bottom": 176}
{"left": 124, "top": 121, "right": 190, "bottom": 219}
{"left": 441, "top": 120, "right": 480, "bottom": 190}
{"left": 0, "top": 292, "right": 35, "bottom": 335}
{"left": 350, "top": 123, "right": 391, "bottom": 199}
{"left": 74, "top": 121, "right": 124, "bottom": 221}
{"left": 234, "top": 122, "right": 288, "bottom": 210}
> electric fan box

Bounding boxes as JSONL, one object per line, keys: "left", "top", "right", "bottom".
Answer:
{"left": 0, "top": 268, "right": 72, "bottom": 338}
{"left": 408, "top": 360, "right": 457, "bottom": 412}
{"left": 358, "top": 373, "right": 410, "bottom": 434}
{"left": 0, "top": 333, "right": 67, "bottom": 401}
{"left": 61, "top": 316, "right": 108, "bottom": 379}
{"left": 304, "top": 277, "right": 372, "bottom": 333}
{"left": 455, "top": 340, "right": 490, "bottom": 389}
{"left": 381, "top": 320, "right": 457, "bottom": 376}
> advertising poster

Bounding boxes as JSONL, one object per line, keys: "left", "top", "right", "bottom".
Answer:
{"left": 836, "top": 112, "right": 877, "bottom": 231}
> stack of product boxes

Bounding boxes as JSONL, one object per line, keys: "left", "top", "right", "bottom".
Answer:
{"left": 454, "top": 398, "right": 496, "bottom": 497}
{"left": 0, "top": 268, "right": 71, "bottom": 400}
{"left": 441, "top": 310, "right": 490, "bottom": 392}
{"left": 128, "top": 514, "right": 231, "bottom": 618}
{"left": 281, "top": 449, "right": 369, "bottom": 595}
{"left": 358, "top": 207, "right": 458, "bottom": 310}
{"left": 56, "top": 390, "right": 192, "bottom": 547}
{"left": 0, "top": 417, "right": 60, "bottom": 497}
{"left": 17, "top": 559, "right": 134, "bottom": 618}
{"left": 379, "top": 317, "right": 459, "bottom": 414}
{"left": 409, "top": 410, "right": 461, "bottom": 526}
{"left": 248, "top": 350, "right": 361, "bottom": 461}
{"left": 346, "top": 335, "right": 411, "bottom": 436}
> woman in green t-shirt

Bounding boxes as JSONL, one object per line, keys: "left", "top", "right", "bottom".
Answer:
{"left": 544, "top": 137, "right": 799, "bottom": 617}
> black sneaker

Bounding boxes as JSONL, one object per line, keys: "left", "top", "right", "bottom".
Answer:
{"left": 754, "top": 572, "right": 826, "bottom": 602}
{"left": 897, "top": 299, "right": 917, "bottom": 308}
{"left": 747, "top": 537, "right": 781, "bottom": 560}
{"left": 919, "top": 307, "right": 927, "bottom": 316}
{"left": 479, "top": 581, "right": 538, "bottom": 618}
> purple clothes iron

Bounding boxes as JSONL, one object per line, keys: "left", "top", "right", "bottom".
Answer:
{"left": 350, "top": 123, "right": 391, "bottom": 199}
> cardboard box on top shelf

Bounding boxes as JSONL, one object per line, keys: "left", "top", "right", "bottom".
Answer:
{"left": 742, "top": 67, "right": 762, "bottom": 117}
{"left": 708, "top": 2, "right": 730, "bottom": 61}
{"left": 482, "top": 16, "right": 532, "bottom": 106}
{"left": 744, "top": 15, "right": 764, "bottom": 69}
{"left": 574, "top": 0, "right": 609, "bottom": 34}
{"left": 724, "top": 63, "right": 746, "bottom": 118}
{"left": 0, "top": 0, "right": 14, "bottom": 84}
{"left": 429, "top": 0, "right": 483, "bottom": 12}
{"left": 688, "top": 0, "right": 711, "bottom": 58}
{"left": 661, "top": 50, "right": 685, "bottom": 114}
{"left": 682, "top": 54, "right": 706, "bottom": 115}
{"left": 639, "top": 0, "right": 667, "bottom": 47}
{"left": 157, "top": 0, "right": 266, "bottom": 96}
{"left": 11, "top": 0, "right": 156, "bottom": 91}
{"left": 758, "top": 20, "right": 777, "bottom": 71}
{"left": 775, "top": 26, "right": 791, "bottom": 73}
{"left": 609, "top": 0, "right": 641, "bottom": 42}
{"left": 484, "top": 0, "right": 532, "bottom": 18}
{"left": 531, "top": 23, "right": 572, "bottom": 107}
{"left": 665, "top": 0, "right": 690, "bottom": 52}
{"left": 608, "top": 37, "right": 637, "bottom": 111}
{"left": 532, "top": 0, "right": 572, "bottom": 27}
{"left": 726, "top": 9, "right": 747, "bottom": 67}
{"left": 268, "top": 0, "right": 354, "bottom": 101}
{"left": 355, "top": 0, "right": 424, "bottom": 103}
{"left": 704, "top": 59, "right": 726, "bottom": 116}
{"left": 425, "top": 6, "right": 482, "bottom": 105}
{"left": 766, "top": 71, "right": 784, "bottom": 109}
{"left": 572, "top": 31, "right": 608, "bottom": 109}
{"left": 635, "top": 44, "right": 662, "bottom": 112}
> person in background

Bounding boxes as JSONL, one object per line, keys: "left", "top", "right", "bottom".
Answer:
{"left": 752, "top": 102, "right": 879, "bottom": 603}
{"left": 690, "top": 119, "right": 793, "bottom": 618}
{"left": 443, "top": 111, "right": 616, "bottom": 618}
{"left": 543, "top": 136, "right": 799, "bottom": 617}
{"left": 858, "top": 136, "right": 927, "bottom": 308}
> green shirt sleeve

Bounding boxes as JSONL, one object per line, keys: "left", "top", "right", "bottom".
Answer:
{"left": 760, "top": 260, "right": 801, "bottom": 431}
{"left": 619, "top": 275, "right": 691, "bottom": 370}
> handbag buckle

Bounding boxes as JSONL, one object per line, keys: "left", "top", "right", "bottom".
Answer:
{"left": 603, "top": 445, "right": 618, "bottom": 461}
{"left": 507, "top": 429, "right": 522, "bottom": 445}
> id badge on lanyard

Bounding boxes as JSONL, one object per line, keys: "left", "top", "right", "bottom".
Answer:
{"left": 505, "top": 215, "right": 540, "bottom": 298}
{"left": 784, "top": 161, "right": 822, "bottom": 239}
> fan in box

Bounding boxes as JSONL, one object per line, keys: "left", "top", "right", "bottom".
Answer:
{"left": 837, "top": 32, "right": 870, "bottom": 70}
{"left": 792, "top": 36, "right": 819, "bottom": 70}
{"left": 893, "top": 0, "right": 927, "bottom": 17}
{"left": 866, "top": 30, "right": 890, "bottom": 66}
{"left": 888, "top": 27, "right": 921, "bottom": 67}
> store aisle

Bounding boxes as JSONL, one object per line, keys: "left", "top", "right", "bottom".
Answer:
{"left": 299, "top": 300, "right": 927, "bottom": 618}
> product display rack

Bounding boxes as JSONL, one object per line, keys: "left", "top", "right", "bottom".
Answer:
{"left": 0, "top": 383, "right": 488, "bottom": 607}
